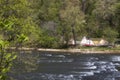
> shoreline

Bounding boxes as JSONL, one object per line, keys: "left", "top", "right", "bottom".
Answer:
{"left": 9, "top": 47, "right": 120, "bottom": 54}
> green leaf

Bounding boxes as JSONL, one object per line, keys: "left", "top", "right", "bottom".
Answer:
{"left": 12, "top": 55, "right": 17, "bottom": 60}
{"left": 4, "top": 53, "right": 12, "bottom": 60}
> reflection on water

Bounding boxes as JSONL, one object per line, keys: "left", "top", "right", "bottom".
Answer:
{"left": 8, "top": 51, "right": 120, "bottom": 80}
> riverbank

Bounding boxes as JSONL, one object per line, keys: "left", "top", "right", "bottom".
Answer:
{"left": 9, "top": 47, "right": 120, "bottom": 54}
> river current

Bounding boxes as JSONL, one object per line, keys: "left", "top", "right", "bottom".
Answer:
{"left": 9, "top": 51, "right": 120, "bottom": 80}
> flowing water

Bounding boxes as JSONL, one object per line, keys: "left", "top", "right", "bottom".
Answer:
{"left": 9, "top": 51, "right": 120, "bottom": 80}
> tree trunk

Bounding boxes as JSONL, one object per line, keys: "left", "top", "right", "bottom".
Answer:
{"left": 72, "top": 25, "right": 76, "bottom": 46}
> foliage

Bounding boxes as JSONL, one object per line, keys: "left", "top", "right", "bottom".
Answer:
{"left": 37, "top": 30, "right": 59, "bottom": 48}
{"left": 0, "top": 0, "right": 40, "bottom": 47}
{"left": 0, "top": 0, "right": 120, "bottom": 48}
{"left": 0, "top": 40, "right": 16, "bottom": 80}
{"left": 58, "top": 0, "right": 85, "bottom": 46}
{"left": 103, "top": 27, "right": 118, "bottom": 43}
{"left": 0, "top": 0, "right": 120, "bottom": 79}
{"left": 29, "top": 0, "right": 120, "bottom": 48}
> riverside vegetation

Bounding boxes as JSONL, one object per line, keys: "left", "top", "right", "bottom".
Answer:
{"left": 0, "top": 0, "right": 120, "bottom": 80}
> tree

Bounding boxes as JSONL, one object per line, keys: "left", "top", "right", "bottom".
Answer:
{"left": 59, "top": 0, "right": 85, "bottom": 46}
{"left": 85, "top": 0, "right": 119, "bottom": 39}
{"left": 113, "top": 2, "right": 120, "bottom": 38}
{"left": 0, "top": 21, "right": 16, "bottom": 80}
{"left": 32, "top": 0, "right": 62, "bottom": 48}
{"left": 0, "top": 0, "right": 40, "bottom": 47}
{"left": 0, "top": 1, "right": 40, "bottom": 79}
{"left": 80, "top": 0, "right": 98, "bottom": 37}
{"left": 103, "top": 27, "right": 118, "bottom": 43}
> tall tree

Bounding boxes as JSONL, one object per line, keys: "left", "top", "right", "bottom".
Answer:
{"left": 59, "top": 0, "right": 85, "bottom": 46}
{"left": 86, "top": 0, "right": 119, "bottom": 39}
{"left": 80, "top": 0, "right": 97, "bottom": 37}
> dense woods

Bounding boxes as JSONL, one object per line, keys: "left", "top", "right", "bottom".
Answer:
{"left": 0, "top": 0, "right": 120, "bottom": 79}
{"left": 0, "top": 0, "right": 120, "bottom": 48}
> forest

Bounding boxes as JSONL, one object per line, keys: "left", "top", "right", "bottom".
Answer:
{"left": 0, "top": 0, "right": 120, "bottom": 79}
{"left": 0, "top": 0, "right": 120, "bottom": 48}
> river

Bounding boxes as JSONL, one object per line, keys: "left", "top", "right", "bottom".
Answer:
{"left": 8, "top": 51, "right": 120, "bottom": 80}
